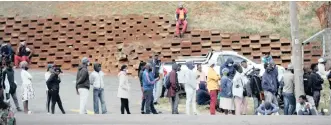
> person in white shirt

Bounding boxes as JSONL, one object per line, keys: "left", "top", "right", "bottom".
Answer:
{"left": 184, "top": 61, "right": 198, "bottom": 115}
{"left": 296, "top": 95, "right": 317, "bottom": 115}
{"left": 20, "top": 61, "right": 34, "bottom": 114}
{"left": 90, "top": 63, "right": 107, "bottom": 114}
{"left": 317, "top": 58, "right": 329, "bottom": 79}
{"left": 232, "top": 64, "right": 248, "bottom": 115}
{"left": 45, "top": 64, "right": 54, "bottom": 114}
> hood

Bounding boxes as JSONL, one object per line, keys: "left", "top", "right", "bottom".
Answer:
{"left": 225, "top": 58, "right": 234, "bottom": 65}
{"left": 199, "top": 83, "right": 207, "bottom": 90}
{"left": 78, "top": 64, "right": 87, "bottom": 70}
{"left": 185, "top": 61, "right": 194, "bottom": 70}
{"left": 172, "top": 63, "right": 178, "bottom": 70}
{"left": 93, "top": 63, "right": 101, "bottom": 72}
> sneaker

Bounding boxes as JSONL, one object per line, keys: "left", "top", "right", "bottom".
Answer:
{"left": 16, "top": 108, "right": 22, "bottom": 112}
{"left": 27, "top": 111, "right": 32, "bottom": 114}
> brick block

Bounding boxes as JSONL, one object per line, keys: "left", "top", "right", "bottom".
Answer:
{"left": 230, "top": 34, "right": 241, "bottom": 41}
{"left": 241, "top": 47, "right": 252, "bottom": 53}
{"left": 280, "top": 38, "right": 291, "bottom": 44}
{"left": 270, "top": 42, "right": 281, "bottom": 48}
{"left": 222, "top": 47, "right": 232, "bottom": 51}
{"left": 191, "top": 45, "right": 202, "bottom": 51}
{"left": 200, "top": 30, "right": 210, "bottom": 38}
{"left": 261, "top": 46, "right": 271, "bottom": 52}
{"left": 271, "top": 50, "right": 281, "bottom": 56}
{"left": 211, "top": 43, "right": 221, "bottom": 51}
{"left": 191, "top": 29, "right": 200, "bottom": 36}
{"left": 181, "top": 40, "right": 192, "bottom": 48}
{"left": 260, "top": 38, "right": 271, "bottom": 44}
{"left": 281, "top": 54, "right": 291, "bottom": 60}
{"left": 211, "top": 36, "right": 221, "bottom": 42}
{"left": 170, "top": 46, "right": 181, "bottom": 52}
{"left": 240, "top": 39, "right": 251, "bottom": 45}
{"left": 252, "top": 51, "right": 262, "bottom": 57}
{"left": 221, "top": 39, "right": 232, "bottom": 46}
{"left": 47, "top": 56, "right": 56, "bottom": 62}
{"left": 250, "top": 43, "right": 261, "bottom": 49}
{"left": 231, "top": 43, "right": 241, "bottom": 49}
{"left": 191, "top": 37, "right": 201, "bottom": 44}
{"left": 269, "top": 34, "right": 280, "bottom": 40}
{"left": 201, "top": 41, "right": 211, "bottom": 47}
{"left": 249, "top": 34, "right": 260, "bottom": 40}
{"left": 280, "top": 46, "right": 291, "bottom": 52}
{"left": 311, "top": 49, "right": 323, "bottom": 56}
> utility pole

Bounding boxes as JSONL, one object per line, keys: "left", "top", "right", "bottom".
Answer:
{"left": 289, "top": 1, "right": 304, "bottom": 100}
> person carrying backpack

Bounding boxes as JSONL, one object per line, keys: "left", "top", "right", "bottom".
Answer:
{"left": 167, "top": 64, "right": 180, "bottom": 114}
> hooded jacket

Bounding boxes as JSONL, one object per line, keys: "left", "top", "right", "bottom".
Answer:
{"left": 309, "top": 71, "right": 324, "bottom": 91}
{"left": 46, "top": 73, "right": 61, "bottom": 91}
{"left": 219, "top": 75, "right": 233, "bottom": 98}
{"left": 142, "top": 69, "right": 157, "bottom": 91}
{"left": 76, "top": 64, "right": 90, "bottom": 90}
{"left": 184, "top": 61, "right": 197, "bottom": 90}
{"left": 90, "top": 63, "right": 104, "bottom": 89}
{"left": 220, "top": 58, "right": 235, "bottom": 79}
{"left": 197, "top": 83, "right": 210, "bottom": 105}
{"left": 262, "top": 66, "right": 279, "bottom": 94}
{"left": 168, "top": 64, "right": 179, "bottom": 97}
{"left": 303, "top": 72, "right": 313, "bottom": 96}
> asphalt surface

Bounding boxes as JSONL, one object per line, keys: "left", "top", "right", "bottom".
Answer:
{"left": 10, "top": 69, "right": 331, "bottom": 125}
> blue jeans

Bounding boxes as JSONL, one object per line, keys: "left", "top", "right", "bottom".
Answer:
{"left": 283, "top": 92, "right": 295, "bottom": 115}
{"left": 93, "top": 88, "right": 107, "bottom": 114}
{"left": 253, "top": 96, "right": 261, "bottom": 115}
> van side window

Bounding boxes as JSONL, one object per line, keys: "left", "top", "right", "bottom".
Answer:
{"left": 216, "top": 55, "right": 224, "bottom": 66}
{"left": 223, "top": 55, "right": 246, "bottom": 64}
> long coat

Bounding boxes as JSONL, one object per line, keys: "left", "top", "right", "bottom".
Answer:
{"left": 117, "top": 71, "right": 130, "bottom": 99}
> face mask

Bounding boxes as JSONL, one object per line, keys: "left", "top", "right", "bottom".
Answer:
{"left": 228, "top": 63, "right": 233, "bottom": 67}
{"left": 223, "top": 72, "right": 228, "bottom": 76}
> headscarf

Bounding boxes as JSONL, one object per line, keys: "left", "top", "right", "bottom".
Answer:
{"left": 172, "top": 63, "right": 178, "bottom": 71}
{"left": 185, "top": 60, "right": 194, "bottom": 70}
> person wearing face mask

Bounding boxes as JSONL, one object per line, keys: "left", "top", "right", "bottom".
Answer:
{"left": 46, "top": 67, "right": 65, "bottom": 114}
{"left": 184, "top": 61, "right": 198, "bottom": 115}
{"left": 219, "top": 68, "right": 234, "bottom": 115}
{"left": 75, "top": 57, "right": 90, "bottom": 114}
{"left": 117, "top": 65, "right": 131, "bottom": 114}
{"left": 296, "top": 95, "right": 317, "bottom": 115}
{"left": 282, "top": 64, "right": 295, "bottom": 115}
{"left": 317, "top": 58, "right": 329, "bottom": 79}
{"left": 262, "top": 53, "right": 273, "bottom": 68}
{"left": 90, "top": 63, "right": 107, "bottom": 114}
{"left": 262, "top": 62, "right": 279, "bottom": 106}
{"left": 309, "top": 63, "right": 324, "bottom": 109}
{"left": 2, "top": 61, "right": 21, "bottom": 112}
{"left": 142, "top": 63, "right": 160, "bottom": 114}
{"left": 220, "top": 58, "right": 235, "bottom": 79}
{"left": 20, "top": 61, "right": 34, "bottom": 114}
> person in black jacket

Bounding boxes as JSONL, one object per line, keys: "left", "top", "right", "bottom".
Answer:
{"left": 196, "top": 83, "right": 210, "bottom": 105}
{"left": 2, "top": 61, "right": 22, "bottom": 112}
{"left": 46, "top": 67, "right": 65, "bottom": 114}
{"left": 76, "top": 57, "right": 90, "bottom": 114}
{"left": 309, "top": 63, "right": 324, "bottom": 109}
{"left": 248, "top": 68, "right": 263, "bottom": 114}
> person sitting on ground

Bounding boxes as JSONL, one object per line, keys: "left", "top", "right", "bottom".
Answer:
{"left": 197, "top": 81, "right": 210, "bottom": 106}
{"left": 296, "top": 95, "right": 317, "bottom": 115}
{"left": 256, "top": 101, "right": 279, "bottom": 115}
{"left": 175, "top": 2, "right": 188, "bottom": 38}
{"left": 14, "top": 41, "right": 32, "bottom": 68}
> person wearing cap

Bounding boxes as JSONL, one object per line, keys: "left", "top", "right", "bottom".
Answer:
{"left": 76, "top": 57, "right": 90, "bottom": 114}
{"left": 46, "top": 67, "right": 65, "bottom": 114}
{"left": 309, "top": 63, "right": 324, "bottom": 109}
{"left": 90, "top": 63, "right": 107, "bottom": 114}
{"left": 317, "top": 57, "right": 329, "bottom": 79}
{"left": 282, "top": 63, "right": 295, "bottom": 115}
{"left": 45, "top": 64, "right": 54, "bottom": 113}
{"left": 175, "top": 2, "right": 188, "bottom": 38}
{"left": 14, "top": 41, "right": 32, "bottom": 68}
{"left": 184, "top": 60, "right": 198, "bottom": 115}
{"left": 20, "top": 61, "right": 34, "bottom": 114}
{"left": 2, "top": 60, "right": 22, "bottom": 112}
{"left": 206, "top": 60, "right": 220, "bottom": 115}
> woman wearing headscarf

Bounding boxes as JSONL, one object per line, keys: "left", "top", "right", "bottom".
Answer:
{"left": 45, "top": 64, "right": 54, "bottom": 114}
{"left": 232, "top": 64, "right": 248, "bottom": 115}
{"left": 219, "top": 68, "right": 234, "bottom": 115}
{"left": 184, "top": 61, "right": 198, "bottom": 115}
{"left": 20, "top": 61, "right": 34, "bottom": 114}
{"left": 206, "top": 60, "right": 220, "bottom": 115}
{"left": 117, "top": 65, "right": 131, "bottom": 114}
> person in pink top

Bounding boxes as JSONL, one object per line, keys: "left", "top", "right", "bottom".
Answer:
{"left": 175, "top": 2, "right": 188, "bottom": 38}
{"left": 196, "top": 64, "right": 207, "bottom": 90}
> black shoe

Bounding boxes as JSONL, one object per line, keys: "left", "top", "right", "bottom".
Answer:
{"left": 17, "top": 108, "right": 22, "bottom": 112}
{"left": 153, "top": 102, "right": 159, "bottom": 105}
{"left": 180, "top": 33, "right": 184, "bottom": 38}
{"left": 141, "top": 111, "right": 145, "bottom": 114}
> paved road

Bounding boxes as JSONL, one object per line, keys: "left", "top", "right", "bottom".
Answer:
{"left": 16, "top": 114, "right": 331, "bottom": 125}
{"left": 11, "top": 69, "right": 146, "bottom": 115}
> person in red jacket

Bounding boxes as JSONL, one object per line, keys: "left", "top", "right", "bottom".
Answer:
{"left": 175, "top": 3, "right": 188, "bottom": 38}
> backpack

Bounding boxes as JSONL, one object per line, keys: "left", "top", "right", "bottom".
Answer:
{"left": 164, "top": 74, "right": 171, "bottom": 89}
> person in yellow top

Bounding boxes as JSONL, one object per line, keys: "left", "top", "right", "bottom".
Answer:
{"left": 207, "top": 61, "right": 220, "bottom": 115}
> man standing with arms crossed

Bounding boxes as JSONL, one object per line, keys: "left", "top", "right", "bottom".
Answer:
{"left": 76, "top": 57, "right": 90, "bottom": 114}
